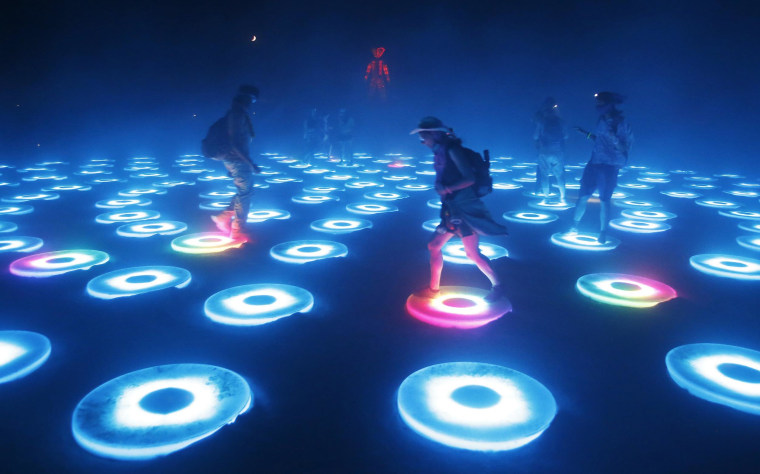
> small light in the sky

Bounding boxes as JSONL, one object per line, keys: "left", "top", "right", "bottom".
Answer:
{"left": 192, "top": 114, "right": 197, "bottom": 118}
{"left": 251, "top": 35, "right": 257, "bottom": 42}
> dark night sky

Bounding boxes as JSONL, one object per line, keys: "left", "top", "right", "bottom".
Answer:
{"left": 2, "top": 0, "right": 759, "bottom": 171}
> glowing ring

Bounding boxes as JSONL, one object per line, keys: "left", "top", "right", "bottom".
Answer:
{"left": 0, "top": 331, "right": 51, "bottom": 384}
{"left": 266, "top": 177, "right": 302, "bottom": 184}
{"left": 637, "top": 177, "right": 670, "bottom": 183}
{"left": 323, "top": 174, "right": 354, "bottom": 181}
{"left": 345, "top": 180, "right": 382, "bottom": 189}
{"left": 364, "top": 191, "right": 408, "bottom": 201}
{"left": 270, "top": 240, "right": 348, "bottom": 264}
{"left": 10, "top": 249, "right": 109, "bottom": 277}
{"left": 116, "top": 220, "right": 187, "bottom": 238}
{"left": 685, "top": 176, "right": 715, "bottom": 182}
{"left": 87, "top": 266, "right": 191, "bottom": 299}
{"left": 0, "top": 236, "right": 44, "bottom": 253}
{"left": 550, "top": 232, "right": 620, "bottom": 251}
{"left": 695, "top": 199, "right": 739, "bottom": 209}
{"left": 422, "top": 219, "right": 439, "bottom": 232}
{"left": 310, "top": 218, "right": 372, "bottom": 234}
{"left": 689, "top": 254, "right": 760, "bottom": 280}
{"left": 442, "top": 243, "right": 508, "bottom": 264}
{"left": 737, "top": 235, "right": 760, "bottom": 252}
{"left": 346, "top": 202, "right": 398, "bottom": 214}
{"left": 406, "top": 286, "right": 512, "bottom": 329}
{"left": 397, "top": 362, "right": 556, "bottom": 451}
{"left": 2, "top": 193, "right": 59, "bottom": 202}
{"left": 291, "top": 195, "right": 337, "bottom": 204}
{"left": 620, "top": 209, "right": 676, "bottom": 221}
{"left": 96, "top": 198, "right": 152, "bottom": 209}
{"left": 96, "top": 210, "right": 160, "bottom": 224}
{"left": 199, "top": 201, "right": 229, "bottom": 210}
{"left": 666, "top": 344, "right": 760, "bottom": 415}
{"left": 725, "top": 190, "right": 760, "bottom": 198}
{"left": 493, "top": 183, "right": 521, "bottom": 190}
{"left": 117, "top": 188, "right": 167, "bottom": 197}
{"left": 196, "top": 175, "right": 231, "bottom": 182}
{"left": 71, "top": 364, "right": 252, "bottom": 460}
{"left": 609, "top": 219, "right": 670, "bottom": 233}
{"left": 526, "top": 200, "right": 571, "bottom": 210}
{"left": 576, "top": 273, "right": 677, "bottom": 308}
{"left": 42, "top": 184, "right": 91, "bottom": 192}
{"left": 204, "top": 284, "right": 314, "bottom": 326}
{"left": 612, "top": 199, "right": 661, "bottom": 209}
{"left": 427, "top": 199, "right": 442, "bottom": 209}
{"left": 719, "top": 210, "right": 760, "bottom": 221}
{"left": 199, "top": 191, "right": 235, "bottom": 199}
{"left": 686, "top": 183, "right": 718, "bottom": 190}
{"left": 247, "top": 209, "right": 291, "bottom": 222}
{"left": 502, "top": 211, "right": 558, "bottom": 224}
{"left": 0, "top": 221, "right": 18, "bottom": 233}
{"left": 619, "top": 183, "right": 653, "bottom": 190}
{"left": 171, "top": 233, "right": 244, "bottom": 254}
{"left": 396, "top": 184, "right": 432, "bottom": 191}
{"left": 303, "top": 186, "right": 340, "bottom": 193}
{"left": 0, "top": 204, "right": 33, "bottom": 215}
{"left": 739, "top": 222, "right": 760, "bottom": 234}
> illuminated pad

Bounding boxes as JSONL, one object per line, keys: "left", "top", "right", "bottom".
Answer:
{"left": 96, "top": 198, "right": 152, "bottom": 209}
{"left": 116, "top": 221, "right": 188, "bottom": 238}
{"left": 694, "top": 199, "right": 739, "bottom": 209}
{"left": 198, "top": 201, "right": 229, "bottom": 211}
{"left": 10, "top": 249, "right": 109, "bottom": 277}
{"left": 0, "top": 204, "right": 33, "bottom": 215}
{"left": 0, "top": 221, "right": 18, "bottom": 233}
{"left": 346, "top": 202, "right": 398, "bottom": 215}
{"left": 620, "top": 209, "right": 676, "bottom": 221}
{"left": 310, "top": 218, "right": 372, "bottom": 234}
{"left": 96, "top": 210, "right": 160, "bottom": 224}
{"left": 550, "top": 232, "right": 620, "bottom": 251}
{"left": 609, "top": 219, "right": 671, "bottom": 233}
{"left": 0, "top": 236, "right": 43, "bottom": 253}
{"left": 270, "top": 240, "right": 348, "bottom": 264}
{"left": 576, "top": 273, "right": 676, "bottom": 308}
{"left": 204, "top": 284, "right": 314, "bottom": 326}
{"left": 737, "top": 235, "right": 760, "bottom": 252}
{"left": 612, "top": 199, "right": 661, "bottom": 209}
{"left": 689, "top": 254, "right": 760, "bottom": 280}
{"left": 117, "top": 187, "right": 167, "bottom": 197}
{"left": 502, "top": 211, "right": 558, "bottom": 224}
{"left": 720, "top": 210, "right": 760, "bottom": 221}
{"left": 291, "top": 195, "right": 338, "bottom": 204}
{"left": 493, "top": 183, "right": 521, "bottom": 190}
{"left": 0, "top": 331, "right": 51, "bottom": 384}
{"left": 87, "top": 266, "right": 191, "bottom": 299}
{"left": 526, "top": 200, "right": 571, "bottom": 210}
{"left": 739, "top": 222, "right": 760, "bottom": 233}
{"left": 397, "top": 362, "right": 556, "bottom": 451}
{"left": 71, "top": 364, "right": 252, "bottom": 460}
{"left": 442, "top": 243, "right": 508, "bottom": 264}
{"left": 171, "top": 233, "right": 244, "bottom": 254}
{"left": 666, "top": 344, "right": 760, "bottom": 415}
{"left": 247, "top": 209, "right": 291, "bottom": 222}
{"left": 364, "top": 191, "right": 408, "bottom": 201}
{"left": 406, "top": 286, "right": 512, "bottom": 329}
{"left": 2, "top": 192, "right": 59, "bottom": 202}
{"left": 396, "top": 184, "right": 432, "bottom": 192}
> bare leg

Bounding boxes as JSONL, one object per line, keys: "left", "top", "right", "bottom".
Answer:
{"left": 461, "top": 234, "right": 500, "bottom": 287}
{"left": 571, "top": 194, "right": 591, "bottom": 231}
{"left": 428, "top": 231, "right": 454, "bottom": 291}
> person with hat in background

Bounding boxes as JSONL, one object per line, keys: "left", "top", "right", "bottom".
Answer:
{"left": 411, "top": 116, "right": 508, "bottom": 302}
{"left": 533, "top": 97, "right": 568, "bottom": 203}
{"left": 569, "top": 92, "right": 633, "bottom": 243}
{"left": 210, "top": 84, "right": 262, "bottom": 242}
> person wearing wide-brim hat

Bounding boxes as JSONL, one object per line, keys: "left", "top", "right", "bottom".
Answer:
{"left": 410, "top": 116, "right": 508, "bottom": 302}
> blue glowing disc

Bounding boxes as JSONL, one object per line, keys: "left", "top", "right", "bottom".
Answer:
{"left": 198, "top": 201, "right": 229, "bottom": 210}
{"left": 550, "top": 232, "right": 620, "bottom": 251}
{"left": 724, "top": 190, "right": 760, "bottom": 198}
{"left": 303, "top": 186, "right": 340, "bottom": 193}
{"left": 117, "top": 188, "right": 167, "bottom": 197}
{"left": 737, "top": 235, "right": 760, "bottom": 252}
{"left": 270, "top": 240, "right": 348, "bottom": 264}
{"left": 576, "top": 273, "right": 677, "bottom": 308}
{"left": 493, "top": 183, "right": 522, "bottom": 190}
{"left": 2, "top": 192, "right": 59, "bottom": 202}
{"left": 310, "top": 218, "right": 372, "bottom": 234}
{"left": 620, "top": 209, "right": 677, "bottom": 221}
{"left": 694, "top": 199, "right": 739, "bottom": 209}
{"left": 42, "top": 184, "right": 92, "bottom": 192}
{"left": 266, "top": 177, "right": 302, "bottom": 184}
{"left": 609, "top": 218, "right": 671, "bottom": 233}
{"left": 71, "top": 364, "right": 252, "bottom": 460}
{"left": 96, "top": 198, "right": 152, "bottom": 209}
{"left": 96, "top": 210, "right": 161, "bottom": 224}
{"left": 345, "top": 180, "right": 382, "bottom": 189}
{"left": 87, "top": 266, "right": 191, "bottom": 299}
{"left": 397, "top": 362, "right": 556, "bottom": 451}
{"left": 422, "top": 219, "right": 439, "bottom": 232}
{"left": 204, "top": 283, "right": 314, "bottom": 326}
{"left": 199, "top": 191, "right": 235, "bottom": 200}
{"left": 667, "top": 344, "right": 760, "bottom": 415}
{"left": 739, "top": 222, "right": 760, "bottom": 234}
{"left": 396, "top": 184, "right": 432, "bottom": 192}
{"left": 442, "top": 242, "right": 508, "bottom": 264}
{"left": 612, "top": 199, "right": 661, "bottom": 209}
{"left": 10, "top": 249, "right": 109, "bottom": 277}
{"left": 291, "top": 195, "right": 338, "bottom": 204}
{"left": 323, "top": 174, "right": 354, "bottom": 181}
{"left": 116, "top": 221, "right": 188, "bottom": 238}
{"left": 364, "top": 191, "right": 409, "bottom": 201}
{"left": 406, "top": 286, "right": 512, "bottom": 329}
{"left": 346, "top": 202, "right": 398, "bottom": 215}
{"left": 0, "top": 221, "right": 18, "bottom": 233}
{"left": 427, "top": 199, "right": 442, "bottom": 209}
{"left": 502, "top": 211, "right": 558, "bottom": 224}
{"left": 719, "top": 209, "right": 760, "bottom": 221}
{"left": 0, "top": 331, "right": 51, "bottom": 384}
{"left": 171, "top": 233, "right": 244, "bottom": 254}
{"left": 0, "top": 236, "right": 44, "bottom": 253}
{"left": 526, "top": 199, "right": 571, "bottom": 210}
{"left": 689, "top": 254, "right": 760, "bottom": 280}
{"left": 247, "top": 209, "right": 291, "bottom": 222}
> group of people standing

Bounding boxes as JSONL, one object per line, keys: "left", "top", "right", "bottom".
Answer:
{"left": 303, "top": 108, "right": 355, "bottom": 165}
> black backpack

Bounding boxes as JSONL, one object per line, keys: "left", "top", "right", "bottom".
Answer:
{"left": 464, "top": 147, "right": 493, "bottom": 197}
{"left": 201, "top": 114, "right": 231, "bottom": 160}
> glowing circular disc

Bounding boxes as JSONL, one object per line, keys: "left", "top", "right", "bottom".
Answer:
{"left": 71, "top": 364, "right": 252, "bottom": 460}
{"left": 10, "top": 249, "right": 109, "bottom": 277}
{"left": 737, "top": 235, "right": 760, "bottom": 252}
{"left": 323, "top": 174, "right": 353, "bottom": 181}
{"left": 427, "top": 199, "right": 442, "bottom": 209}
{"left": 2, "top": 192, "right": 59, "bottom": 202}
{"left": 612, "top": 199, "right": 661, "bottom": 209}
{"left": 198, "top": 201, "right": 229, "bottom": 210}
{"left": 117, "top": 188, "right": 167, "bottom": 197}
{"left": 310, "top": 218, "right": 372, "bottom": 234}
{"left": 0, "top": 331, "right": 51, "bottom": 384}
{"left": 199, "top": 191, "right": 235, "bottom": 200}
{"left": 695, "top": 199, "right": 739, "bottom": 209}
{"left": 42, "top": 184, "right": 91, "bottom": 192}
{"left": 204, "top": 284, "right": 314, "bottom": 326}
{"left": 116, "top": 221, "right": 187, "bottom": 238}
{"left": 422, "top": 219, "right": 439, "bottom": 232}
{"left": 96, "top": 210, "right": 160, "bottom": 224}
{"left": 0, "top": 236, "right": 44, "bottom": 253}
{"left": 609, "top": 219, "right": 671, "bottom": 233}
{"left": 345, "top": 180, "right": 382, "bottom": 189}
{"left": 247, "top": 209, "right": 291, "bottom": 222}
{"left": 364, "top": 191, "right": 408, "bottom": 201}
{"left": 270, "top": 240, "right": 348, "bottom": 264}
{"left": 171, "top": 233, "right": 244, "bottom": 254}
{"left": 303, "top": 186, "right": 340, "bottom": 193}
{"left": 96, "top": 198, "right": 152, "bottom": 209}
{"left": 719, "top": 210, "right": 760, "bottom": 221}
{"left": 550, "top": 232, "right": 620, "bottom": 251}
{"left": 739, "top": 222, "right": 760, "bottom": 233}
{"left": 666, "top": 344, "right": 760, "bottom": 415}
{"left": 725, "top": 190, "right": 760, "bottom": 198}
{"left": 620, "top": 209, "right": 677, "bottom": 221}
{"left": 406, "top": 286, "right": 512, "bottom": 329}
{"left": 442, "top": 242, "right": 508, "bottom": 264}
{"left": 346, "top": 202, "right": 398, "bottom": 214}
{"left": 0, "top": 204, "right": 33, "bottom": 215}
{"left": 87, "top": 266, "right": 191, "bottom": 299}
{"left": 266, "top": 177, "right": 302, "bottom": 184}
{"left": 689, "top": 254, "right": 760, "bottom": 280}
{"left": 493, "top": 183, "right": 522, "bottom": 190}
{"left": 502, "top": 211, "right": 558, "bottom": 224}
{"left": 396, "top": 184, "right": 432, "bottom": 191}
{"left": 0, "top": 221, "right": 18, "bottom": 233}
{"left": 576, "top": 273, "right": 677, "bottom": 308}
{"left": 397, "top": 362, "right": 556, "bottom": 451}
{"left": 526, "top": 200, "right": 570, "bottom": 210}
{"left": 291, "top": 195, "right": 338, "bottom": 204}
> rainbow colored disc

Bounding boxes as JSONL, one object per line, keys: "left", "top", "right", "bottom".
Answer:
{"left": 0, "top": 331, "right": 51, "bottom": 384}
{"left": 204, "top": 283, "right": 314, "bottom": 326}
{"left": 171, "top": 233, "right": 244, "bottom": 254}
{"left": 406, "top": 286, "right": 512, "bottom": 329}
{"left": 576, "top": 273, "right": 677, "bottom": 308}
{"left": 310, "top": 218, "right": 372, "bottom": 234}
{"left": 0, "top": 236, "right": 44, "bottom": 253}
{"left": 689, "top": 254, "right": 760, "bottom": 280}
{"left": 87, "top": 266, "right": 191, "bottom": 299}
{"left": 270, "top": 240, "right": 348, "bottom": 264}
{"left": 10, "top": 249, "right": 109, "bottom": 277}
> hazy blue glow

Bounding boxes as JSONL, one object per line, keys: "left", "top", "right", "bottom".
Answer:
{"left": 0, "top": 236, "right": 44, "bottom": 253}
{"left": 396, "top": 184, "right": 432, "bottom": 191}
{"left": 719, "top": 210, "right": 760, "bottom": 221}
{"left": 694, "top": 199, "right": 739, "bottom": 209}
{"left": 739, "top": 222, "right": 760, "bottom": 233}
{"left": 87, "top": 266, "right": 191, "bottom": 299}
{"left": 270, "top": 240, "right": 348, "bottom": 263}
{"left": 613, "top": 199, "right": 661, "bottom": 209}
{"left": 204, "top": 283, "right": 313, "bottom": 326}
{"left": 2, "top": 193, "right": 59, "bottom": 202}
{"left": 291, "top": 195, "right": 337, "bottom": 204}
{"left": 0, "top": 331, "right": 51, "bottom": 384}
{"left": 10, "top": 249, "right": 109, "bottom": 277}
{"left": 689, "top": 254, "right": 760, "bottom": 280}
{"left": 95, "top": 198, "right": 151, "bottom": 209}
{"left": 117, "top": 188, "right": 167, "bottom": 197}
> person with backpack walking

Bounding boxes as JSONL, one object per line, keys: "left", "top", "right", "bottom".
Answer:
{"left": 533, "top": 97, "right": 568, "bottom": 203}
{"left": 206, "top": 84, "right": 262, "bottom": 242}
{"left": 569, "top": 91, "right": 633, "bottom": 243}
{"left": 410, "top": 116, "right": 508, "bottom": 302}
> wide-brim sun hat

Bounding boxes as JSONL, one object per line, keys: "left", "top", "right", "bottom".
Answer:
{"left": 410, "top": 116, "right": 451, "bottom": 135}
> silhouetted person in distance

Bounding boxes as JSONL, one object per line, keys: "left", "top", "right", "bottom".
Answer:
{"left": 333, "top": 108, "right": 355, "bottom": 164}
{"left": 303, "top": 108, "right": 322, "bottom": 164}
{"left": 411, "top": 117, "right": 507, "bottom": 302}
{"left": 533, "top": 97, "right": 568, "bottom": 203}
{"left": 570, "top": 92, "right": 633, "bottom": 243}
{"left": 211, "top": 85, "right": 262, "bottom": 242}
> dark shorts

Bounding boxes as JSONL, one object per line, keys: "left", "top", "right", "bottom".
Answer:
{"left": 436, "top": 200, "right": 475, "bottom": 237}
{"left": 579, "top": 163, "right": 619, "bottom": 201}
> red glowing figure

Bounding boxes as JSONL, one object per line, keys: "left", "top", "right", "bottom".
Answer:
{"left": 365, "top": 47, "right": 390, "bottom": 100}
